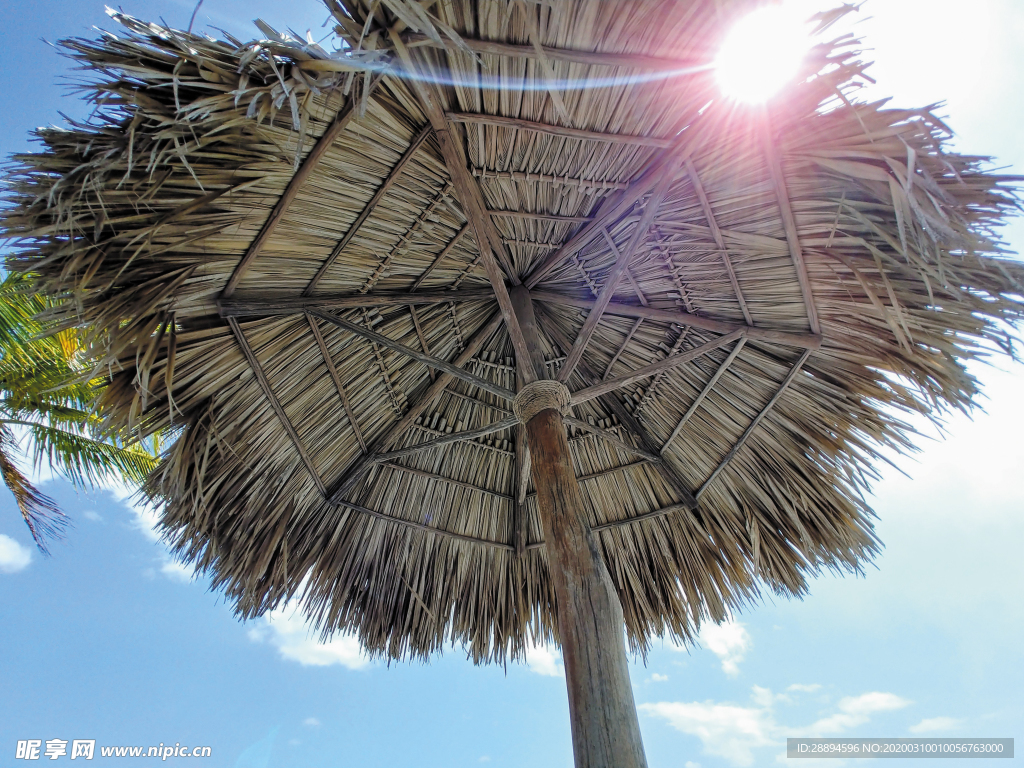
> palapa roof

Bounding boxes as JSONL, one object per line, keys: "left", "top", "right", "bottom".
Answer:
{"left": 3, "top": 0, "right": 1022, "bottom": 664}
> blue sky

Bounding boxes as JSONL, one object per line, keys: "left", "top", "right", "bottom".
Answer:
{"left": 1, "top": 2, "right": 1021, "bottom": 767}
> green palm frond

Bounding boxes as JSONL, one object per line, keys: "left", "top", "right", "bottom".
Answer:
{"left": 1, "top": 270, "right": 162, "bottom": 550}
{"left": 0, "top": 425, "right": 68, "bottom": 554}
{"left": 26, "top": 422, "right": 158, "bottom": 487}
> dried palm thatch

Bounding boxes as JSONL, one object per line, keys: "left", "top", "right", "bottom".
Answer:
{"left": 3, "top": 0, "right": 1022, "bottom": 678}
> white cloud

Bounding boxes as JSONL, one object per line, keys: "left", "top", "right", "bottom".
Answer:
{"left": 523, "top": 644, "right": 564, "bottom": 677}
{"left": 642, "top": 699, "right": 776, "bottom": 766}
{"left": 909, "top": 716, "right": 962, "bottom": 734}
{"left": 303, "top": 717, "right": 320, "bottom": 728}
{"left": 698, "top": 619, "right": 751, "bottom": 676}
{"left": 0, "top": 534, "right": 33, "bottom": 573}
{"left": 684, "top": 762, "right": 702, "bottom": 768}
{"left": 248, "top": 603, "right": 369, "bottom": 669}
{"left": 787, "top": 683, "right": 822, "bottom": 694}
{"left": 650, "top": 673, "right": 669, "bottom": 682}
{"left": 644, "top": 686, "right": 912, "bottom": 766}
{"left": 160, "top": 560, "right": 195, "bottom": 583}
{"left": 82, "top": 510, "right": 103, "bottom": 522}
{"left": 478, "top": 757, "right": 491, "bottom": 763}
{"left": 804, "top": 692, "right": 911, "bottom": 736}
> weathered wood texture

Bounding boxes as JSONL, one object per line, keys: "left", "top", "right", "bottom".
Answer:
{"left": 512, "top": 288, "right": 647, "bottom": 768}
{"left": 526, "top": 408, "right": 648, "bottom": 768}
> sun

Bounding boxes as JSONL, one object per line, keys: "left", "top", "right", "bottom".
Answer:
{"left": 715, "top": 5, "right": 813, "bottom": 103}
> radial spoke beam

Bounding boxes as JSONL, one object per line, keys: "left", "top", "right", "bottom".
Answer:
{"left": 562, "top": 417, "right": 660, "bottom": 462}
{"left": 227, "top": 318, "right": 326, "bottom": 495}
{"left": 557, "top": 154, "right": 688, "bottom": 383}
{"left": 527, "top": 459, "right": 654, "bottom": 500}
{"left": 603, "top": 318, "right": 644, "bottom": 379}
{"left": 447, "top": 112, "right": 673, "bottom": 148}
{"left": 537, "top": 306, "right": 698, "bottom": 510}
{"left": 306, "top": 308, "right": 515, "bottom": 401}
{"left": 337, "top": 498, "right": 515, "bottom": 551}
{"left": 379, "top": 461, "right": 512, "bottom": 501}
{"left": 374, "top": 417, "right": 519, "bottom": 463}
{"left": 591, "top": 502, "right": 691, "bottom": 533}
{"left": 219, "top": 287, "right": 493, "bottom": 316}
{"left": 390, "top": 35, "right": 538, "bottom": 384}
{"left": 304, "top": 123, "right": 433, "bottom": 296}
{"left": 328, "top": 310, "right": 504, "bottom": 504}
{"left": 306, "top": 313, "right": 367, "bottom": 453}
{"left": 697, "top": 349, "right": 813, "bottom": 498}
{"left": 685, "top": 158, "right": 753, "bottom": 326}
{"left": 410, "top": 222, "right": 470, "bottom": 290}
{"left": 661, "top": 338, "right": 746, "bottom": 455}
{"left": 570, "top": 330, "right": 745, "bottom": 405}
{"left": 762, "top": 112, "right": 821, "bottom": 334}
{"left": 404, "top": 32, "right": 711, "bottom": 72}
{"left": 222, "top": 82, "right": 377, "bottom": 298}
{"left": 489, "top": 209, "right": 593, "bottom": 224}
{"left": 531, "top": 290, "right": 822, "bottom": 349}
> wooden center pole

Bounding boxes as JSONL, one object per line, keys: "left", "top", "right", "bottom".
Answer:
{"left": 511, "top": 286, "right": 648, "bottom": 768}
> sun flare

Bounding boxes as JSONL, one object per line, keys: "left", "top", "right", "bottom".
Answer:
{"left": 715, "top": 5, "right": 812, "bottom": 103}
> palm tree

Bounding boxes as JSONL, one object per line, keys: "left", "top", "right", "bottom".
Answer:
{"left": 0, "top": 270, "right": 158, "bottom": 553}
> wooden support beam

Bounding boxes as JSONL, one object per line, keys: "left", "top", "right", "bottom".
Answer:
{"left": 510, "top": 288, "right": 648, "bottom": 768}
{"left": 513, "top": 425, "right": 530, "bottom": 556}
{"left": 528, "top": 459, "right": 655, "bottom": 501}
{"left": 219, "top": 287, "right": 492, "bottom": 316}
{"left": 604, "top": 318, "right": 644, "bottom": 379}
{"left": 408, "top": 306, "right": 435, "bottom": 381}
{"left": 531, "top": 290, "right": 822, "bottom": 349}
{"left": 661, "top": 338, "right": 746, "bottom": 455}
{"left": 562, "top": 417, "right": 660, "bottom": 462}
{"left": 571, "top": 330, "right": 745, "bottom": 405}
{"left": 373, "top": 417, "right": 518, "bottom": 463}
{"left": 227, "top": 317, "right": 326, "bottom": 495}
{"left": 591, "top": 502, "right": 690, "bottom": 533}
{"left": 525, "top": 407, "right": 649, "bottom": 768}
{"left": 306, "top": 313, "right": 367, "bottom": 453}
{"left": 537, "top": 306, "right": 698, "bottom": 510}
{"left": 405, "top": 32, "right": 712, "bottom": 73}
{"left": 510, "top": 285, "right": 548, "bottom": 381}
{"left": 327, "top": 310, "right": 504, "bottom": 504}
{"left": 306, "top": 308, "right": 515, "bottom": 401}
{"left": 447, "top": 112, "right": 673, "bottom": 148}
{"left": 223, "top": 85, "right": 374, "bottom": 298}
{"left": 684, "top": 158, "right": 753, "bottom": 326}
{"left": 441, "top": 388, "right": 512, "bottom": 415}
{"left": 410, "top": 222, "right": 470, "bottom": 290}
{"left": 303, "top": 123, "right": 432, "bottom": 296}
{"left": 389, "top": 34, "right": 537, "bottom": 383}
{"left": 762, "top": 113, "right": 821, "bottom": 334}
{"left": 697, "top": 349, "right": 813, "bottom": 498}
{"left": 523, "top": 140, "right": 688, "bottom": 290}
{"left": 379, "top": 461, "right": 512, "bottom": 501}
{"left": 337, "top": 498, "right": 515, "bottom": 551}
{"left": 557, "top": 153, "right": 688, "bottom": 383}
{"left": 488, "top": 209, "right": 592, "bottom": 224}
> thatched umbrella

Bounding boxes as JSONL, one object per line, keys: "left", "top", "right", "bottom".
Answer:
{"left": 4, "top": 1, "right": 1022, "bottom": 765}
